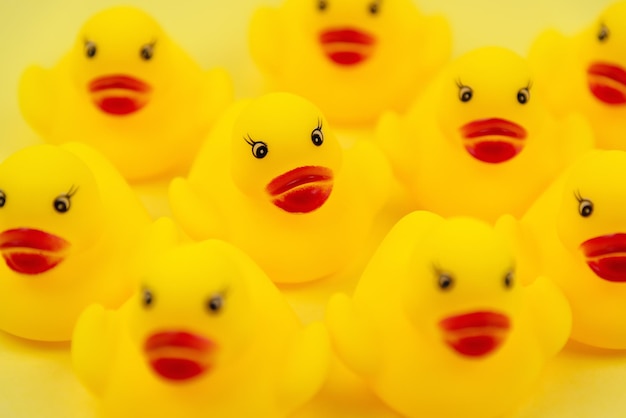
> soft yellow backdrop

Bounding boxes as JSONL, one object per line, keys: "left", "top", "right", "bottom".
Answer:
{"left": 0, "top": 1, "right": 624, "bottom": 417}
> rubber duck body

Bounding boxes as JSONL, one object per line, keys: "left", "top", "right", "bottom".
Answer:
{"left": 326, "top": 211, "right": 571, "bottom": 418}
{"left": 170, "top": 92, "right": 391, "bottom": 284}
{"left": 529, "top": 1, "right": 626, "bottom": 150}
{"left": 249, "top": 0, "right": 451, "bottom": 126}
{"left": 72, "top": 223, "right": 330, "bottom": 418}
{"left": 0, "top": 143, "right": 150, "bottom": 341}
{"left": 19, "top": 6, "right": 233, "bottom": 181}
{"left": 522, "top": 149, "right": 626, "bottom": 349}
{"left": 378, "top": 46, "right": 591, "bottom": 222}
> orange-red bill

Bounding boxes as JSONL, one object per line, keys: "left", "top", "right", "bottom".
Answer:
{"left": 88, "top": 75, "right": 151, "bottom": 116}
{"left": 319, "top": 28, "right": 376, "bottom": 66}
{"left": 460, "top": 118, "right": 527, "bottom": 164}
{"left": 587, "top": 62, "right": 626, "bottom": 105}
{"left": 439, "top": 311, "right": 510, "bottom": 357}
{"left": 144, "top": 331, "right": 216, "bottom": 381}
{"left": 581, "top": 233, "right": 626, "bottom": 282}
{"left": 266, "top": 166, "right": 333, "bottom": 213}
{"left": 0, "top": 228, "right": 70, "bottom": 275}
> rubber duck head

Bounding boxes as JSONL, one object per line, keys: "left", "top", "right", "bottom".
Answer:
{"left": 68, "top": 6, "right": 175, "bottom": 117}
{"left": 435, "top": 46, "right": 546, "bottom": 164}
{"left": 128, "top": 240, "right": 258, "bottom": 382}
{"left": 230, "top": 92, "right": 342, "bottom": 214}
{"left": 404, "top": 216, "right": 521, "bottom": 358}
{"left": 0, "top": 144, "right": 105, "bottom": 276}
{"left": 556, "top": 150, "right": 626, "bottom": 283}
{"left": 577, "top": 1, "right": 626, "bottom": 106}
{"left": 281, "top": 0, "right": 429, "bottom": 68}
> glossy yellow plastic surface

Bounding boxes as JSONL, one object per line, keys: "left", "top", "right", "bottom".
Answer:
{"left": 249, "top": 0, "right": 451, "bottom": 126}
{"left": 18, "top": 6, "right": 233, "bottom": 182}
{"left": 529, "top": 1, "right": 626, "bottom": 151}
{"left": 0, "top": 143, "right": 151, "bottom": 342}
{"left": 326, "top": 211, "right": 572, "bottom": 418}
{"left": 72, "top": 218, "right": 330, "bottom": 418}
{"left": 170, "top": 92, "right": 391, "bottom": 284}
{"left": 522, "top": 150, "right": 626, "bottom": 349}
{"left": 377, "top": 46, "right": 593, "bottom": 222}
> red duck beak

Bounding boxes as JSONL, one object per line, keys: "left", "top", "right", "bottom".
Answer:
{"left": 580, "top": 233, "right": 626, "bottom": 282}
{"left": 588, "top": 62, "right": 626, "bottom": 105}
{"left": 0, "top": 228, "right": 70, "bottom": 275}
{"left": 460, "top": 118, "right": 527, "bottom": 164}
{"left": 88, "top": 75, "right": 152, "bottom": 116}
{"left": 439, "top": 311, "right": 511, "bottom": 357}
{"left": 266, "top": 166, "right": 333, "bottom": 214}
{"left": 319, "top": 28, "right": 376, "bottom": 66}
{"left": 144, "top": 331, "right": 216, "bottom": 381}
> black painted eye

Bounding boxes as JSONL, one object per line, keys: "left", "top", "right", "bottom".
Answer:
{"left": 578, "top": 199, "right": 593, "bottom": 217}
{"left": 598, "top": 24, "right": 609, "bottom": 42}
{"left": 458, "top": 85, "right": 473, "bottom": 102}
{"left": 53, "top": 195, "right": 71, "bottom": 213}
{"left": 318, "top": 0, "right": 327, "bottom": 11}
{"left": 517, "top": 87, "right": 530, "bottom": 104}
{"left": 252, "top": 141, "right": 268, "bottom": 159}
{"left": 0, "top": 190, "right": 5, "bottom": 208}
{"left": 438, "top": 273, "right": 454, "bottom": 291}
{"left": 207, "top": 295, "right": 224, "bottom": 314}
{"left": 311, "top": 127, "right": 324, "bottom": 146}
{"left": 369, "top": 2, "right": 379, "bottom": 14}
{"left": 140, "top": 43, "right": 154, "bottom": 60}
{"left": 85, "top": 41, "right": 97, "bottom": 58}
{"left": 142, "top": 288, "right": 154, "bottom": 308}
{"left": 504, "top": 271, "right": 514, "bottom": 289}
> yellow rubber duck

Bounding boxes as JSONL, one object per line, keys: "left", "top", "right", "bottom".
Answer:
{"left": 326, "top": 211, "right": 571, "bottom": 418}
{"left": 169, "top": 92, "right": 391, "bottom": 284}
{"left": 378, "top": 46, "right": 592, "bottom": 222}
{"left": 72, "top": 218, "right": 330, "bottom": 418}
{"left": 528, "top": 1, "right": 626, "bottom": 150}
{"left": 249, "top": 0, "right": 451, "bottom": 126}
{"left": 522, "top": 150, "right": 626, "bottom": 349}
{"left": 0, "top": 143, "right": 150, "bottom": 342}
{"left": 19, "top": 6, "right": 233, "bottom": 182}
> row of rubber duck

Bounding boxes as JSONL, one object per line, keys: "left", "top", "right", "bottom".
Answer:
{"left": 4, "top": 0, "right": 626, "bottom": 417}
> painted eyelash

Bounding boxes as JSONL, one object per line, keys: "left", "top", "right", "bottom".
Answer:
{"left": 455, "top": 78, "right": 467, "bottom": 89}
{"left": 216, "top": 286, "right": 229, "bottom": 298}
{"left": 66, "top": 185, "right": 79, "bottom": 197}
{"left": 432, "top": 262, "right": 444, "bottom": 275}
{"left": 244, "top": 134, "right": 256, "bottom": 146}
{"left": 574, "top": 189, "right": 584, "bottom": 202}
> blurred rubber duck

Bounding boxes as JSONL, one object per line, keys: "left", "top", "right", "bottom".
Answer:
{"left": 19, "top": 6, "right": 233, "bottom": 182}
{"left": 522, "top": 150, "right": 626, "bottom": 349}
{"left": 249, "top": 0, "right": 451, "bottom": 126}
{"left": 170, "top": 92, "right": 391, "bottom": 284}
{"left": 72, "top": 218, "right": 330, "bottom": 418}
{"left": 378, "top": 46, "right": 592, "bottom": 222}
{"left": 326, "top": 211, "right": 571, "bottom": 418}
{"left": 528, "top": 1, "right": 626, "bottom": 150}
{"left": 0, "top": 143, "right": 150, "bottom": 341}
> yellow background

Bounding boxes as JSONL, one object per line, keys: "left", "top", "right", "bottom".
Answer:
{"left": 0, "top": 0, "right": 625, "bottom": 417}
